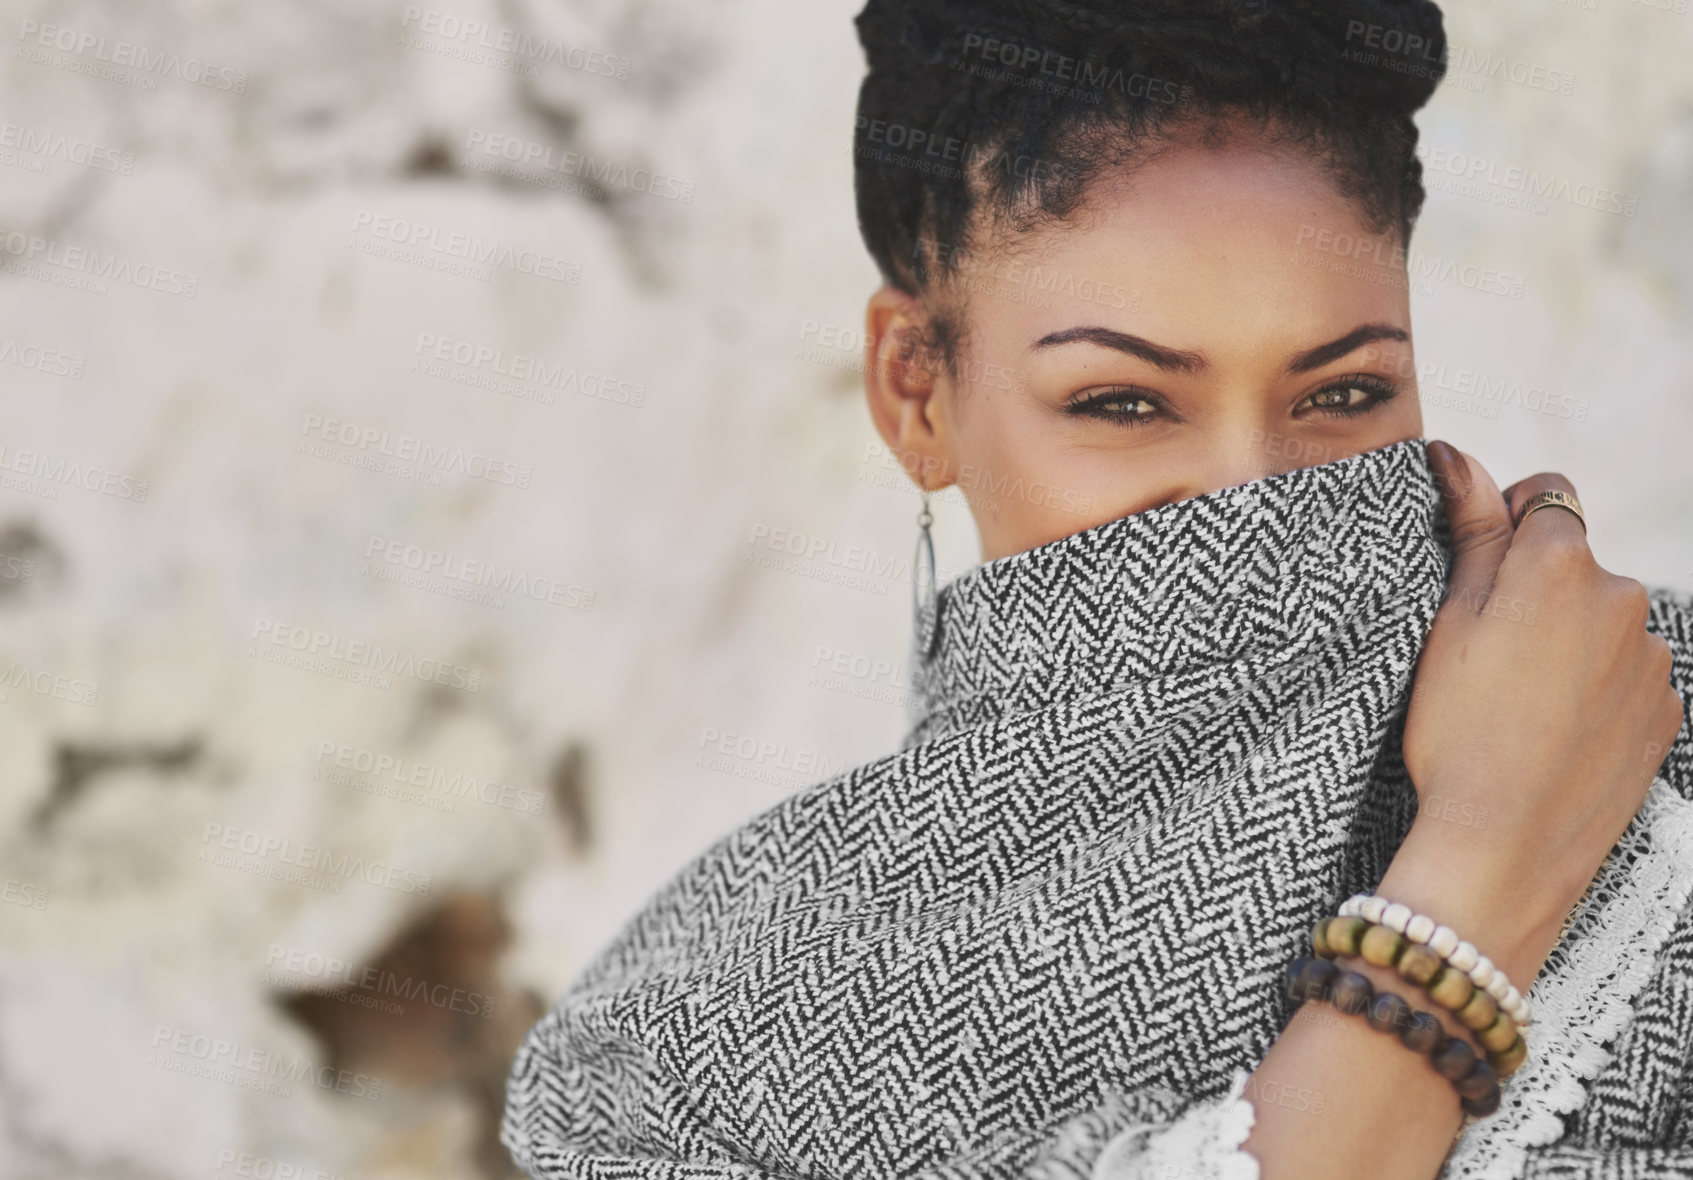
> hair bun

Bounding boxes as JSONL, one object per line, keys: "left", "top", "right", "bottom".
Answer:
{"left": 856, "top": 0, "right": 1446, "bottom": 119}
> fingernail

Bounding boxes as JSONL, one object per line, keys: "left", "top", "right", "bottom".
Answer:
{"left": 1428, "top": 440, "right": 1471, "bottom": 500}
{"left": 1448, "top": 448, "right": 1474, "bottom": 499}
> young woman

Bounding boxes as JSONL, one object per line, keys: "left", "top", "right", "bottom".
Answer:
{"left": 504, "top": 3, "right": 1693, "bottom": 1178}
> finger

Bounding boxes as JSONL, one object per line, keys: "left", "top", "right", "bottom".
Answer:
{"left": 1428, "top": 441, "right": 1514, "bottom": 613}
{"left": 1504, "top": 472, "right": 1587, "bottom": 541}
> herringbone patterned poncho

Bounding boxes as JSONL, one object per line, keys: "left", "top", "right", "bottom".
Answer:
{"left": 504, "top": 438, "right": 1693, "bottom": 1179}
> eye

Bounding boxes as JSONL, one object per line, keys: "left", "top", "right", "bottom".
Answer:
{"left": 1296, "top": 375, "right": 1398, "bottom": 418}
{"left": 1064, "top": 388, "right": 1168, "bottom": 427}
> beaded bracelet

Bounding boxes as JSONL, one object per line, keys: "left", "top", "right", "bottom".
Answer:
{"left": 1339, "top": 893, "right": 1533, "bottom": 1028}
{"left": 1314, "top": 915, "right": 1529, "bottom": 1078}
{"left": 1287, "top": 955, "right": 1503, "bottom": 1118}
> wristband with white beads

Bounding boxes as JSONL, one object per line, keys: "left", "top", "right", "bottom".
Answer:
{"left": 1339, "top": 893, "right": 1533, "bottom": 1028}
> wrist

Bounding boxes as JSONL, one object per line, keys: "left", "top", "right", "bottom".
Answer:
{"left": 1375, "top": 819, "right": 1563, "bottom": 989}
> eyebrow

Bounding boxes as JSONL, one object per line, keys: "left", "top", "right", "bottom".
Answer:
{"left": 1029, "top": 323, "right": 1410, "bottom": 377}
{"left": 1284, "top": 324, "right": 1410, "bottom": 375}
{"left": 1029, "top": 326, "right": 1204, "bottom": 374}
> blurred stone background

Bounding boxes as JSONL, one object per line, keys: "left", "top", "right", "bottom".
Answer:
{"left": 0, "top": 0, "right": 1687, "bottom": 1177}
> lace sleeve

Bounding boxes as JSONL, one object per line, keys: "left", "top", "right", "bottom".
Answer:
{"left": 1437, "top": 776, "right": 1693, "bottom": 1179}
{"left": 1086, "top": 1068, "right": 1260, "bottom": 1180}
{"left": 1088, "top": 772, "right": 1693, "bottom": 1180}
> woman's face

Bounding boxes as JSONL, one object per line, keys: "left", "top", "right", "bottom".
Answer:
{"left": 864, "top": 135, "right": 1424, "bottom": 562}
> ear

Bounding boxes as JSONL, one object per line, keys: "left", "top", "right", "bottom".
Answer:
{"left": 863, "top": 285, "right": 956, "bottom": 493}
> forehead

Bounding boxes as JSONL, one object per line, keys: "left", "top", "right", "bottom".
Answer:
{"left": 958, "top": 138, "right": 1411, "bottom": 362}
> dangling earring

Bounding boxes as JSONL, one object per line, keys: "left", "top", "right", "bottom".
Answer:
{"left": 913, "top": 489, "right": 938, "bottom": 657}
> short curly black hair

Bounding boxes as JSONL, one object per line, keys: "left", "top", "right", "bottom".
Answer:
{"left": 853, "top": 0, "right": 1447, "bottom": 374}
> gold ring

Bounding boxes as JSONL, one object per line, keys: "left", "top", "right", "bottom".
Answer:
{"left": 1515, "top": 489, "right": 1585, "bottom": 532}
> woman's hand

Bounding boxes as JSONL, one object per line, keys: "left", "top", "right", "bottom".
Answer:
{"left": 1386, "top": 441, "right": 1685, "bottom": 986}
{"left": 1239, "top": 441, "right": 1687, "bottom": 1180}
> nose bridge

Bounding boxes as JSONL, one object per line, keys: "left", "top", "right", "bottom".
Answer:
{"left": 1193, "top": 418, "right": 1289, "bottom": 497}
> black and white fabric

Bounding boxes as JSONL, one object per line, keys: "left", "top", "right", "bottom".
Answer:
{"left": 503, "top": 438, "right": 1693, "bottom": 1179}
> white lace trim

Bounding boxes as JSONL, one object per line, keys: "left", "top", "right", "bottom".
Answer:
{"left": 1439, "top": 775, "right": 1693, "bottom": 1178}
{"left": 1090, "top": 1066, "right": 1260, "bottom": 1180}
{"left": 1088, "top": 777, "right": 1693, "bottom": 1180}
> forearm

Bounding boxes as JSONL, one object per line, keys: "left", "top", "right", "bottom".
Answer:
{"left": 1242, "top": 822, "right": 1569, "bottom": 1180}
{"left": 1241, "top": 953, "right": 1469, "bottom": 1180}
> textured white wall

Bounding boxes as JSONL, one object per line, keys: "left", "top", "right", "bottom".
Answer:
{"left": 0, "top": 0, "right": 1687, "bottom": 1176}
